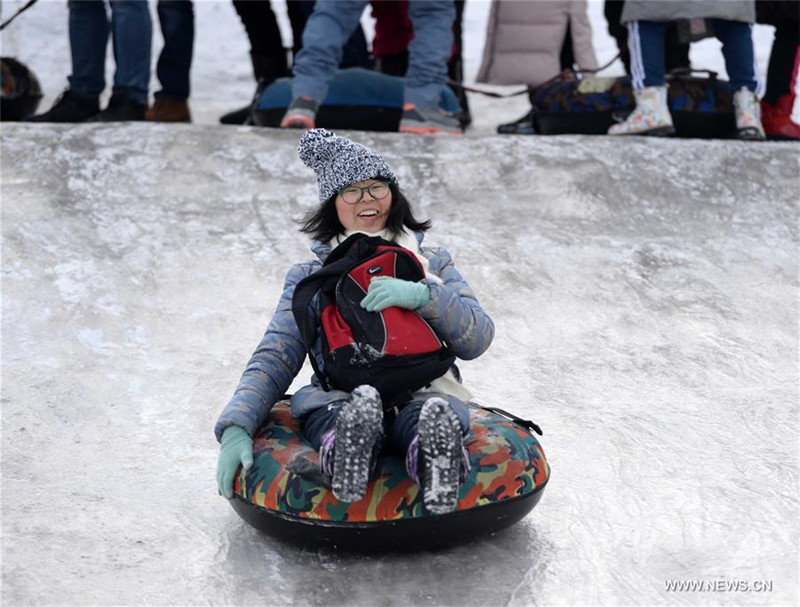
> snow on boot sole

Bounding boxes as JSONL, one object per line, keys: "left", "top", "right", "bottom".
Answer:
{"left": 419, "top": 398, "right": 462, "bottom": 515}
{"left": 736, "top": 127, "right": 766, "bottom": 141}
{"left": 332, "top": 386, "right": 383, "bottom": 503}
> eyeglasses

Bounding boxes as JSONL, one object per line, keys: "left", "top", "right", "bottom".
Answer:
{"left": 339, "top": 181, "right": 390, "bottom": 205}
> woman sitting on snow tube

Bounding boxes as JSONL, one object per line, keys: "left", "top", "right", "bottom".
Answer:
{"left": 215, "top": 128, "right": 495, "bottom": 517}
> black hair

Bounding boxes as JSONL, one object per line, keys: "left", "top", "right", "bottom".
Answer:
{"left": 299, "top": 181, "right": 431, "bottom": 243}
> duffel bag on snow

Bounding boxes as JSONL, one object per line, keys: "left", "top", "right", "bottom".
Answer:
{"left": 252, "top": 67, "right": 461, "bottom": 132}
{"left": 529, "top": 70, "right": 735, "bottom": 139}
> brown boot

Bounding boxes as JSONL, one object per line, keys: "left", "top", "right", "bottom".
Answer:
{"left": 145, "top": 97, "right": 191, "bottom": 123}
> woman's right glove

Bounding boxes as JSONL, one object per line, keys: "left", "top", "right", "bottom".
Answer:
{"left": 361, "top": 276, "right": 431, "bottom": 312}
{"left": 217, "top": 425, "right": 254, "bottom": 499}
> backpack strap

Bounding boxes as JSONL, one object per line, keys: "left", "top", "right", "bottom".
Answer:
{"left": 290, "top": 233, "right": 385, "bottom": 391}
{"left": 475, "top": 404, "right": 543, "bottom": 436}
{"left": 291, "top": 256, "right": 360, "bottom": 391}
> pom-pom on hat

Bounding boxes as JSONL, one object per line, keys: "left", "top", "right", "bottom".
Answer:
{"left": 298, "top": 128, "right": 398, "bottom": 202}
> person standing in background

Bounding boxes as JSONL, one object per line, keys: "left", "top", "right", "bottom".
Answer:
{"left": 608, "top": 0, "right": 765, "bottom": 139}
{"left": 146, "top": 0, "right": 194, "bottom": 123}
{"left": 476, "top": 0, "right": 598, "bottom": 134}
{"left": 27, "top": 0, "right": 152, "bottom": 123}
{"left": 756, "top": 0, "right": 800, "bottom": 139}
{"left": 219, "top": 0, "right": 371, "bottom": 125}
{"left": 280, "top": 0, "right": 461, "bottom": 135}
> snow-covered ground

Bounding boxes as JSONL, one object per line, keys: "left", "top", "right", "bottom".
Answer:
{"left": 2, "top": 2, "right": 799, "bottom": 606}
{"left": 0, "top": 0, "right": 792, "bottom": 129}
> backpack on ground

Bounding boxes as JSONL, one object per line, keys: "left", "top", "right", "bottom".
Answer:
{"left": 291, "top": 233, "right": 455, "bottom": 404}
{"left": 1, "top": 57, "right": 42, "bottom": 121}
{"left": 528, "top": 69, "right": 735, "bottom": 139}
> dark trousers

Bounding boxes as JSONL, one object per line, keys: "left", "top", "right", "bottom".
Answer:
{"left": 67, "top": 0, "right": 152, "bottom": 104}
{"left": 604, "top": 0, "right": 690, "bottom": 75}
{"left": 154, "top": 0, "right": 194, "bottom": 101}
{"left": 629, "top": 19, "right": 758, "bottom": 92}
{"left": 757, "top": 0, "right": 800, "bottom": 103}
{"left": 233, "top": 0, "right": 370, "bottom": 71}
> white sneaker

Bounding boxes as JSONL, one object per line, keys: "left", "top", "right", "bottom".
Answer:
{"left": 733, "top": 87, "right": 766, "bottom": 141}
{"left": 608, "top": 86, "right": 675, "bottom": 136}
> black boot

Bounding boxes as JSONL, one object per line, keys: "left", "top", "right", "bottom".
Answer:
{"left": 89, "top": 92, "right": 147, "bottom": 122}
{"left": 497, "top": 109, "right": 536, "bottom": 135}
{"left": 25, "top": 89, "right": 99, "bottom": 123}
{"left": 220, "top": 52, "right": 289, "bottom": 125}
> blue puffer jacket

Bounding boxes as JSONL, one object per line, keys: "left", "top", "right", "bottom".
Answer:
{"left": 214, "top": 232, "right": 494, "bottom": 442}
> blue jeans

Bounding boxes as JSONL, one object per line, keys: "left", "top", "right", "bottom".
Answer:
{"left": 292, "top": 0, "right": 454, "bottom": 108}
{"left": 68, "top": 0, "right": 152, "bottom": 105}
{"left": 628, "top": 19, "right": 759, "bottom": 92}
{"left": 302, "top": 393, "right": 470, "bottom": 455}
{"left": 154, "top": 0, "right": 194, "bottom": 101}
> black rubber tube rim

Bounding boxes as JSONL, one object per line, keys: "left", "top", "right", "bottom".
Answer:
{"left": 230, "top": 478, "right": 548, "bottom": 553}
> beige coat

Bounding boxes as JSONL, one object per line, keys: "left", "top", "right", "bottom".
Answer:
{"left": 477, "top": 0, "right": 598, "bottom": 86}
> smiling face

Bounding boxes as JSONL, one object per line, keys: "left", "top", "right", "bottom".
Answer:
{"left": 334, "top": 179, "right": 393, "bottom": 233}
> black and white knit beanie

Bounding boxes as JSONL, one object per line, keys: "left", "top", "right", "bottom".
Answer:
{"left": 298, "top": 129, "right": 399, "bottom": 202}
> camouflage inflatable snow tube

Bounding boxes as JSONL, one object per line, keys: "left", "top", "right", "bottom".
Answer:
{"left": 230, "top": 400, "right": 549, "bottom": 551}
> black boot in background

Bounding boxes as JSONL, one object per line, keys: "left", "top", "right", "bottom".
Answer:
{"left": 89, "top": 91, "right": 146, "bottom": 122}
{"left": 220, "top": 52, "right": 288, "bottom": 125}
{"left": 497, "top": 110, "right": 535, "bottom": 135}
{"left": 25, "top": 89, "right": 99, "bottom": 123}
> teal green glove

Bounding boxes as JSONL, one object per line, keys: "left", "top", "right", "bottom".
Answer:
{"left": 361, "top": 276, "right": 431, "bottom": 312}
{"left": 217, "top": 425, "right": 253, "bottom": 499}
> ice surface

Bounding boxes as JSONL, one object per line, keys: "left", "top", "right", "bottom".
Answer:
{"left": 2, "top": 122, "right": 798, "bottom": 606}
{"left": 2, "top": 1, "right": 799, "bottom": 605}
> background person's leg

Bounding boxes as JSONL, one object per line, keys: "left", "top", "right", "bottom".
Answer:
{"left": 108, "top": 0, "right": 152, "bottom": 110}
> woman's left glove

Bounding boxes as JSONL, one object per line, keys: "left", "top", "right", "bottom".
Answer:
{"left": 217, "top": 425, "right": 254, "bottom": 499}
{"left": 361, "top": 276, "right": 431, "bottom": 312}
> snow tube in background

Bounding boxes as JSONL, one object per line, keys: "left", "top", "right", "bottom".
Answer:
{"left": 251, "top": 68, "right": 462, "bottom": 132}
{"left": 230, "top": 400, "right": 549, "bottom": 551}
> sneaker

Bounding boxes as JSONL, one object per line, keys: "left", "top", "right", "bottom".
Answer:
{"left": 280, "top": 96, "right": 318, "bottom": 129}
{"left": 733, "top": 87, "right": 766, "bottom": 141}
{"left": 398, "top": 103, "right": 462, "bottom": 135}
{"left": 608, "top": 85, "right": 675, "bottom": 136}
{"left": 89, "top": 92, "right": 147, "bottom": 122}
{"left": 761, "top": 95, "right": 800, "bottom": 140}
{"left": 145, "top": 97, "right": 191, "bottom": 123}
{"left": 331, "top": 385, "right": 383, "bottom": 502}
{"left": 417, "top": 397, "right": 463, "bottom": 514}
{"left": 25, "top": 89, "right": 99, "bottom": 123}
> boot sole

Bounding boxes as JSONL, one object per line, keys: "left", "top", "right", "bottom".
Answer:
{"left": 332, "top": 389, "right": 383, "bottom": 503}
{"left": 419, "top": 398, "right": 462, "bottom": 515}
{"left": 399, "top": 124, "right": 462, "bottom": 135}
{"left": 280, "top": 113, "right": 315, "bottom": 129}
{"left": 737, "top": 127, "right": 766, "bottom": 141}
{"left": 609, "top": 125, "right": 675, "bottom": 137}
{"left": 765, "top": 133, "right": 800, "bottom": 141}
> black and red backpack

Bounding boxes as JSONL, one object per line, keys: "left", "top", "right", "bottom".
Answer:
{"left": 291, "top": 233, "right": 455, "bottom": 403}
